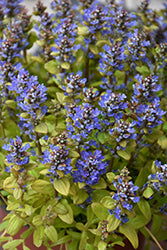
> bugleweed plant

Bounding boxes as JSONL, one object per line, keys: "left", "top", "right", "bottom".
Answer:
{"left": 0, "top": 0, "right": 167, "bottom": 249}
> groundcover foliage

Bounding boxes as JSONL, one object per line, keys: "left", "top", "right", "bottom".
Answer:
{"left": 0, "top": 0, "right": 167, "bottom": 249}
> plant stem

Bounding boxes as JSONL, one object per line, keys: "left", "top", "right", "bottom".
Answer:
{"left": 85, "top": 48, "right": 90, "bottom": 84}
{"left": 108, "top": 157, "right": 114, "bottom": 172}
{"left": 0, "top": 122, "right": 5, "bottom": 138}
{"left": 35, "top": 131, "right": 42, "bottom": 156}
{"left": 144, "top": 226, "right": 164, "bottom": 250}
{"left": 0, "top": 192, "right": 8, "bottom": 205}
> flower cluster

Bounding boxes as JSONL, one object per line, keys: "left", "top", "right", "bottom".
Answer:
{"left": 64, "top": 71, "right": 87, "bottom": 97}
{"left": 147, "top": 160, "right": 167, "bottom": 192}
{"left": 99, "top": 42, "right": 125, "bottom": 75}
{"left": 3, "top": 136, "right": 30, "bottom": 168}
{"left": 73, "top": 150, "right": 107, "bottom": 185}
{"left": 109, "top": 167, "right": 140, "bottom": 221}
{"left": 66, "top": 102, "right": 100, "bottom": 142}
{"left": 43, "top": 144, "right": 72, "bottom": 182}
{"left": 127, "top": 29, "right": 150, "bottom": 62}
{"left": 83, "top": 3, "right": 109, "bottom": 35}
{"left": 99, "top": 91, "right": 127, "bottom": 123}
{"left": 0, "top": 0, "right": 23, "bottom": 18}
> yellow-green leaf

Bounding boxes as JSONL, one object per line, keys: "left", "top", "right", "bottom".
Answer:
{"left": 143, "top": 187, "right": 154, "bottom": 199}
{"left": 107, "top": 214, "right": 121, "bottom": 232}
{"left": 13, "top": 188, "right": 23, "bottom": 200}
{"left": 31, "top": 180, "right": 54, "bottom": 195}
{"left": 33, "top": 226, "right": 44, "bottom": 247}
{"left": 45, "top": 225, "right": 58, "bottom": 243}
{"left": 53, "top": 177, "right": 70, "bottom": 196}
{"left": 117, "top": 150, "right": 131, "bottom": 160}
{"left": 3, "top": 239, "right": 24, "bottom": 249}
{"left": 34, "top": 123, "right": 48, "bottom": 134}
{"left": 137, "top": 199, "right": 151, "bottom": 221}
{"left": 119, "top": 224, "right": 138, "bottom": 249}
{"left": 91, "top": 202, "right": 109, "bottom": 220}
{"left": 44, "top": 60, "right": 59, "bottom": 74}
{"left": 6, "top": 214, "right": 24, "bottom": 236}
{"left": 101, "top": 196, "right": 115, "bottom": 209}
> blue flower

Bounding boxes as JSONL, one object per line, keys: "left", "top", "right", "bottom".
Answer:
{"left": 0, "top": 0, "right": 23, "bottom": 17}
{"left": 43, "top": 144, "right": 72, "bottom": 181}
{"left": 132, "top": 74, "right": 161, "bottom": 104}
{"left": 135, "top": 100, "right": 165, "bottom": 131}
{"left": 64, "top": 71, "right": 86, "bottom": 96}
{"left": 50, "top": 0, "right": 71, "bottom": 18}
{"left": 83, "top": 3, "right": 109, "bottom": 34}
{"left": 127, "top": 29, "right": 150, "bottom": 61}
{"left": 110, "top": 120, "right": 136, "bottom": 144}
{"left": 66, "top": 103, "right": 101, "bottom": 142}
{"left": 99, "top": 90, "right": 127, "bottom": 123}
{"left": 3, "top": 136, "right": 30, "bottom": 167}
{"left": 110, "top": 168, "right": 139, "bottom": 221}
{"left": 73, "top": 150, "right": 107, "bottom": 185}
{"left": 99, "top": 41, "right": 125, "bottom": 75}
{"left": 146, "top": 160, "right": 167, "bottom": 191}
{"left": 110, "top": 8, "right": 136, "bottom": 38}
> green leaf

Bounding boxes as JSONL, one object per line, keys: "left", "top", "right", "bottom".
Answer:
{"left": 97, "top": 132, "right": 108, "bottom": 144}
{"left": 21, "top": 227, "right": 34, "bottom": 240}
{"left": 44, "top": 226, "right": 58, "bottom": 243}
{"left": 137, "top": 199, "right": 151, "bottom": 221}
{"left": 13, "top": 188, "right": 23, "bottom": 200}
{"left": 143, "top": 187, "right": 154, "bottom": 199}
{"left": 44, "top": 60, "right": 59, "bottom": 74}
{"left": 78, "top": 25, "right": 89, "bottom": 36}
{"left": 6, "top": 214, "right": 24, "bottom": 236}
{"left": 51, "top": 235, "right": 71, "bottom": 246}
{"left": 3, "top": 176, "right": 17, "bottom": 189}
{"left": 119, "top": 224, "right": 138, "bottom": 249}
{"left": 135, "top": 162, "right": 152, "bottom": 187}
{"left": 6, "top": 202, "right": 20, "bottom": 211}
{"left": 119, "top": 140, "right": 127, "bottom": 148}
{"left": 61, "top": 61, "right": 70, "bottom": 70}
{"left": 33, "top": 226, "right": 44, "bottom": 247}
{"left": 73, "top": 189, "right": 88, "bottom": 204}
{"left": 31, "top": 180, "right": 54, "bottom": 195}
{"left": 32, "top": 215, "right": 43, "bottom": 227}
{"left": 91, "top": 202, "right": 109, "bottom": 220}
{"left": 23, "top": 244, "right": 31, "bottom": 250}
{"left": 79, "top": 231, "right": 87, "bottom": 250}
{"left": 53, "top": 177, "right": 70, "bottom": 196}
{"left": 98, "top": 241, "right": 107, "bottom": 250}
{"left": 27, "top": 31, "right": 38, "bottom": 49}
{"left": 5, "top": 100, "right": 17, "bottom": 109}
{"left": 136, "top": 65, "right": 150, "bottom": 76}
{"left": 56, "top": 92, "right": 65, "bottom": 104}
{"left": 151, "top": 214, "right": 163, "bottom": 236}
{"left": 101, "top": 196, "right": 115, "bottom": 209}
{"left": 89, "top": 44, "right": 99, "bottom": 55}
{"left": 158, "top": 136, "right": 167, "bottom": 149}
{"left": 58, "top": 200, "right": 74, "bottom": 224}
{"left": 31, "top": 56, "right": 44, "bottom": 64}
{"left": 0, "top": 220, "right": 9, "bottom": 232}
{"left": 129, "top": 214, "right": 149, "bottom": 229}
{"left": 34, "top": 123, "right": 48, "bottom": 134}
{"left": 87, "top": 205, "right": 95, "bottom": 225}
{"left": 93, "top": 178, "right": 107, "bottom": 189}
{"left": 117, "top": 150, "right": 131, "bottom": 160}
{"left": 106, "top": 172, "right": 115, "bottom": 183}
{"left": 3, "top": 239, "right": 24, "bottom": 249}
{"left": 86, "top": 244, "right": 95, "bottom": 250}
{"left": 55, "top": 202, "right": 68, "bottom": 215}
{"left": 107, "top": 214, "right": 121, "bottom": 232}
{"left": 0, "top": 237, "right": 11, "bottom": 244}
